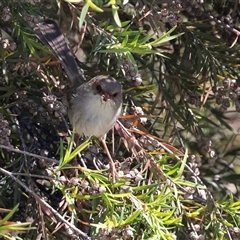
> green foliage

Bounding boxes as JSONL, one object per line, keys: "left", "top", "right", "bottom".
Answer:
{"left": 58, "top": 133, "right": 91, "bottom": 170}
{"left": 0, "top": 204, "right": 34, "bottom": 239}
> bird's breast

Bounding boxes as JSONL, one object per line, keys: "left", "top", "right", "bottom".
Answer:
{"left": 69, "top": 91, "right": 121, "bottom": 137}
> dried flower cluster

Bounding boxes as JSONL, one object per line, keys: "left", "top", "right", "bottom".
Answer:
{"left": 0, "top": 113, "right": 11, "bottom": 147}
{"left": 97, "top": 225, "right": 134, "bottom": 240}
{"left": 196, "top": 134, "right": 215, "bottom": 160}
{"left": 158, "top": 0, "right": 183, "bottom": 26}
{"left": 122, "top": 59, "right": 142, "bottom": 86}
{"left": 186, "top": 91, "right": 202, "bottom": 106}
{"left": 215, "top": 77, "right": 240, "bottom": 112}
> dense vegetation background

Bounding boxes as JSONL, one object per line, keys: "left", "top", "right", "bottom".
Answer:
{"left": 0, "top": 0, "right": 240, "bottom": 239}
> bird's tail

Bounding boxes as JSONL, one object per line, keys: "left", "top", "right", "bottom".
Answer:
{"left": 34, "top": 19, "right": 85, "bottom": 86}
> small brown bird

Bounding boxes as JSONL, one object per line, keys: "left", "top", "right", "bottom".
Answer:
{"left": 34, "top": 20, "right": 122, "bottom": 182}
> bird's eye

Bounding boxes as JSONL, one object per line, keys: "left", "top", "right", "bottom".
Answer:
{"left": 96, "top": 84, "right": 102, "bottom": 92}
{"left": 112, "top": 93, "right": 118, "bottom": 97}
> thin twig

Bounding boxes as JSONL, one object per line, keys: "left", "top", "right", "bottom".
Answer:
{"left": 0, "top": 167, "right": 91, "bottom": 240}
{"left": 0, "top": 144, "right": 59, "bottom": 164}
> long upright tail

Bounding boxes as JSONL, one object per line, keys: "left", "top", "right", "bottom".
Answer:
{"left": 34, "top": 19, "right": 85, "bottom": 86}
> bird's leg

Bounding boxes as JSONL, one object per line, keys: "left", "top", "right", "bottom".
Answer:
{"left": 101, "top": 135, "right": 116, "bottom": 183}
